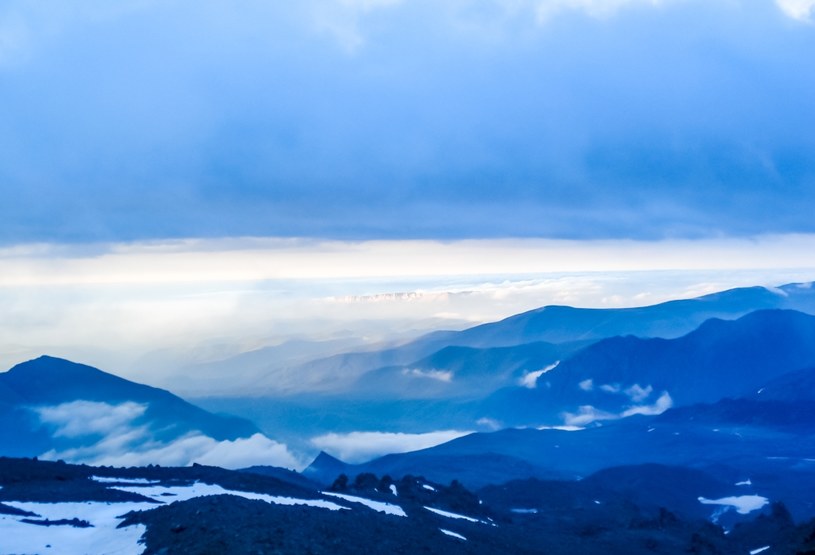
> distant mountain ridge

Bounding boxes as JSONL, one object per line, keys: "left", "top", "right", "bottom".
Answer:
{"left": 192, "top": 282, "right": 815, "bottom": 397}
{"left": 197, "top": 282, "right": 815, "bottom": 444}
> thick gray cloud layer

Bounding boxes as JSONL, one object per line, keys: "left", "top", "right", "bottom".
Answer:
{"left": 1, "top": 0, "right": 813, "bottom": 242}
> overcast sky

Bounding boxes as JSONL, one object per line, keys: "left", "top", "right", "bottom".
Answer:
{"left": 2, "top": 0, "right": 814, "bottom": 243}
{"left": 2, "top": 0, "right": 815, "bottom": 375}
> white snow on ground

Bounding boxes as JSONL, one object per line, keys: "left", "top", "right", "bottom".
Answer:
{"left": 736, "top": 479, "right": 753, "bottom": 486}
{"left": 115, "top": 482, "right": 348, "bottom": 511}
{"left": 390, "top": 484, "right": 398, "bottom": 496}
{"left": 92, "top": 476, "right": 160, "bottom": 485}
{"left": 537, "top": 425, "right": 584, "bottom": 431}
{"left": 422, "top": 484, "right": 436, "bottom": 492}
{"left": 698, "top": 495, "right": 769, "bottom": 515}
{"left": 750, "top": 546, "right": 770, "bottom": 554}
{"left": 510, "top": 508, "right": 538, "bottom": 514}
{"left": 0, "top": 479, "right": 353, "bottom": 555}
{"left": 424, "top": 506, "right": 492, "bottom": 525}
{"left": 440, "top": 528, "right": 467, "bottom": 540}
{"left": 322, "top": 492, "right": 407, "bottom": 516}
{"left": 0, "top": 501, "right": 151, "bottom": 555}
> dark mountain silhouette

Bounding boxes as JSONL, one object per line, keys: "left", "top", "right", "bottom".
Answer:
{"left": 0, "top": 356, "right": 259, "bottom": 457}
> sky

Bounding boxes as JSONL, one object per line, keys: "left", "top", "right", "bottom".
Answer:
{"left": 1, "top": 0, "right": 815, "bottom": 378}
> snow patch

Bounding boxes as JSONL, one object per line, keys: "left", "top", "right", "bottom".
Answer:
{"left": 736, "top": 479, "right": 752, "bottom": 487}
{"left": 510, "top": 508, "right": 538, "bottom": 514}
{"left": 0, "top": 478, "right": 354, "bottom": 554}
{"left": 422, "top": 484, "right": 437, "bottom": 492}
{"left": 538, "top": 425, "right": 583, "bottom": 431}
{"left": 390, "top": 484, "right": 398, "bottom": 496}
{"left": 115, "top": 482, "right": 347, "bottom": 511}
{"left": 322, "top": 492, "right": 406, "bottom": 517}
{"left": 92, "top": 476, "right": 160, "bottom": 485}
{"left": 750, "top": 546, "right": 771, "bottom": 555}
{"left": 0, "top": 500, "right": 151, "bottom": 555}
{"left": 698, "top": 495, "right": 769, "bottom": 515}
{"left": 440, "top": 528, "right": 467, "bottom": 541}
{"left": 424, "top": 506, "right": 492, "bottom": 525}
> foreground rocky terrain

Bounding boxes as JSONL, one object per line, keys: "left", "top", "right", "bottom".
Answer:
{"left": 3, "top": 457, "right": 815, "bottom": 554}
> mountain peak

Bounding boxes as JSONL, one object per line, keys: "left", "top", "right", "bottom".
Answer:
{"left": 4, "top": 356, "right": 119, "bottom": 387}
{"left": 302, "top": 451, "right": 350, "bottom": 483}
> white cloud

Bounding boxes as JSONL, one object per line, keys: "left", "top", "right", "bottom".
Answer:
{"left": 402, "top": 368, "right": 454, "bottom": 382}
{"left": 310, "top": 429, "right": 472, "bottom": 463}
{"left": 624, "top": 383, "right": 653, "bottom": 402}
{"left": 338, "top": 0, "right": 403, "bottom": 11}
{"left": 562, "top": 391, "right": 673, "bottom": 425}
{"left": 620, "top": 391, "right": 673, "bottom": 417}
{"left": 476, "top": 417, "right": 503, "bottom": 430}
{"left": 41, "top": 432, "right": 301, "bottom": 470}
{"left": 3, "top": 235, "right": 815, "bottom": 287}
{"left": 562, "top": 404, "right": 617, "bottom": 426}
{"left": 534, "top": 0, "right": 666, "bottom": 23}
{"left": 776, "top": 0, "right": 815, "bottom": 21}
{"left": 0, "top": 11, "right": 30, "bottom": 67}
{"left": 35, "top": 401, "right": 301, "bottom": 470}
{"left": 600, "top": 383, "right": 621, "bottom": 393}
{"left": 312, "top": 0, "right": 404, "bottom": 52}
{"left": 35, "top": 400, "right": 147, "bottom": 438}
{"left": 3, "top": 235, "right": 814, "bottom": 389}
{"left": 519, "top": 361, "right": 559, "bottom": 388}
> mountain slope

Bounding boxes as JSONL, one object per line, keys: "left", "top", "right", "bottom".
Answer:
{"left": 240, "top": 282, "right": 815, "bottom": 396}
{"left": 349, "top": 340, "right": 589, "bottom": 400}
{"left": 479, "top": 309, "right": 815, "bottom": 426}
{"left": 0, "top": 356, "right": 261, "bottom": 459}
{"left": 316, "top": 365, "right": 815, "bottom": 517}
{"left": 450, "top": 283, "right": 815, "bottom": 347}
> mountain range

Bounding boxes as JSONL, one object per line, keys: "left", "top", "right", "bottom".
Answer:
{"left": 4, "top": 281, "right": 815, "bottom": 552}
{"left": 198, "top": 282, "right": 815, "bottom": 441}
{"left": 186, "top": 282, "right": 815, "bottom": 398}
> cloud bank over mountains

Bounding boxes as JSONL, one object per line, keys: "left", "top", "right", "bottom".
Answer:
{"left": 35, "top": 400, "right": 301, "bottom": 469}
{"left": 310, "top": 429, "right": 473, "bottom": 463}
